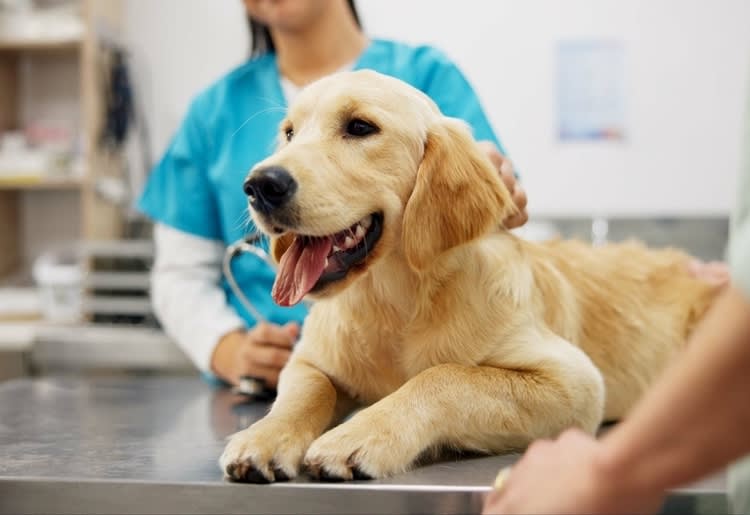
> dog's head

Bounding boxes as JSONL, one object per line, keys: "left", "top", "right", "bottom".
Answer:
{"left": 244, "top": 70, "right": 516, "bottom": 306}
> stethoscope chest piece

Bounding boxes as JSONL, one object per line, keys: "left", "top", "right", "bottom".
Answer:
{"left": 232, "top": 375, "right": 276, "bottom": 402}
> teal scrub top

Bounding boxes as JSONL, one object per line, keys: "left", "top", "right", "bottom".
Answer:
{"left": 138, "top": 39, "right": 507, "bottom": 329}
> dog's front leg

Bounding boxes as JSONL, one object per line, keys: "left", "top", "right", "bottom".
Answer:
{"left": 220, "top": 358, "right": 340, "bottom": 483}
{"left": 304, "top": 339, "right": 605, "bottom": 480}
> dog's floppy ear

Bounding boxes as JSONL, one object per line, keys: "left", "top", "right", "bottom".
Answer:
{"left": 402, "top": 118, "right": 517, "bottom": 271}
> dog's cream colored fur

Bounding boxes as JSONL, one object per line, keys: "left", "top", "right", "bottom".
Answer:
{"left": 220, "top": 70, "right": 719, "bottom": 482}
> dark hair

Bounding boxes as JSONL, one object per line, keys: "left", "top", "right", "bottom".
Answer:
{"left": 248, "top": 0, "right": 361, "bottom": 58}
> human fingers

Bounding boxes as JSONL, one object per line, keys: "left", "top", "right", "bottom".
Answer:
{"left": 250, "top": 322, "right": 297, "bottom": 349}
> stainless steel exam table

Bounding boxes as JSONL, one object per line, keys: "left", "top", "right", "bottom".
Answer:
{"left": 0, "top": 375, "right": 728, "bottom": 514}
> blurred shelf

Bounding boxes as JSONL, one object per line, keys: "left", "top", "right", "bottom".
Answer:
{"left": 0, "top": 38, "right": 82, "bottom": 52}
{"left": 0, "top": 321, "right": 37, "bottom": 350}
{"left": 0, "top": 265, "right": 33, "bottom": 288}
{"left": 83, "top": 296, "right": 152, "bottom": 317}
{"left": 0, "top": 295, "right": 42, "bottom": 324}
{"left": 86, "top": 271, "right": 150, "bottom": 290}
{"left": 82, "top": 239, "right": 154, "bottom": 259}
{"left": 0, "top": 176, "right": 85, "bottom": 190}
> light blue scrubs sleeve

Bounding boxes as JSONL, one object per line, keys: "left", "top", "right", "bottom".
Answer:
{"left": 138, "top": 99, "right": 222, "bottom": 240}
{"left": 419, "top": 49, "right": 507, "bottom": 156}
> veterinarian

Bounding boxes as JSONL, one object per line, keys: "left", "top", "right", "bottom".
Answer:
{"left": 137, "top": 0, "right": 528, "bottom": 388}
{"left": 483, "top": 68, "right": 750, "bottom": 515}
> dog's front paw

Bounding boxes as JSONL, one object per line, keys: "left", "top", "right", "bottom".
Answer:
{"left": 220, "top": 418, "right": 312, "bottom": 483}
{"left": 304, "top": 416, "right": 417, "bottom": 481}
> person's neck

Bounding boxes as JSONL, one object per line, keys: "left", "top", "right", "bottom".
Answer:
{"left": 273, "top": 12, "right": 368, "bottom": 87}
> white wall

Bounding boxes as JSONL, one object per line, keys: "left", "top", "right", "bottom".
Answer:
{"left": 124, "top": 0, "right": 750, "bottom": 217}
{"left": 123, "top": 0, "right": 248, "bottom": 162}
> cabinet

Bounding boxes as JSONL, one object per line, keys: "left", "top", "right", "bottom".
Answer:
{"left": 0, "top": 0, "right": 125, "bottom": 281}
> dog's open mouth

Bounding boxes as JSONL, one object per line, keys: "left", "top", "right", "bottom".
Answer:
{"left": 272, "top": 213, "right": 383, "bottom": 306}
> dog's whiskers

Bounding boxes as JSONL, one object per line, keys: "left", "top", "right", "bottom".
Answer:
{"left": 231, "top": 106, "right": 288, "bottom": 139}
{"left": 231, "top": 208, "right": 253, "bottom": 233}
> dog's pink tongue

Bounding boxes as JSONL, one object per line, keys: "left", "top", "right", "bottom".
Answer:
{"left": 272, "top": 236, "right": 333, "bottom": 307}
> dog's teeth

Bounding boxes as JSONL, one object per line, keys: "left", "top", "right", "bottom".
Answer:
{"left": 361, "top": 215, "right": 372, "bottom": 229}
{"left": 345, "top": 236, "right": 355, "bottom": 249}
{"left": 333, "top": 245, "right": 342, "bottom": 252}
{"left": 355, "top": 224, "right": 365, "bottom": 239}
{"left": 325, "top": 258, "right": 329, "bottom": 267}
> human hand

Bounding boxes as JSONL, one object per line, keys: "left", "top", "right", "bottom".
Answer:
{"left": 211, "top": 322, "right": 299, "bottom": 387}
{"left": 482, "top": 429, "right": 665, "bottom": 515}
{"left": 477, "top": 141, "right": 528, "bottom": 229}
{"left": 687, "top": 259, "right": 730, "bottom": 287}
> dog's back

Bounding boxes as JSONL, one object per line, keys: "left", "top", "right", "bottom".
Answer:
{"left": 523, "top": 238, "right": 720, "bottom": 419}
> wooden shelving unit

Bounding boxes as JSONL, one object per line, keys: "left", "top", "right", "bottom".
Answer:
{"left": 0, "top": 0, "right": 124, "bottom": 280}
{"left": 0, "top": 39, "right": 82, "bottom": 52}
{"left": 0, "top": 176, "right": 85, "bottom": 190}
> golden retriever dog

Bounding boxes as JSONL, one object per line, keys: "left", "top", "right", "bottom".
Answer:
{"left": 220, "top": 70, "right": 720, "bottom": 483}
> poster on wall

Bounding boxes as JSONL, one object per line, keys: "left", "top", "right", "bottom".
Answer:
{"left": 557, "top": 40, "right": 626, "bottom": 142}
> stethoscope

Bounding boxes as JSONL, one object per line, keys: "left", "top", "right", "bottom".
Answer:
{"left": 223, "top": 233, "right": 275, "bottom": 325}
{"left": 222, "top": 232, "right": 308, "bottom": 400}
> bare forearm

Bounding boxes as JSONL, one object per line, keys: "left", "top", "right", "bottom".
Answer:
{"left": 599, "top": 286, "right": 750, "bottom": 494}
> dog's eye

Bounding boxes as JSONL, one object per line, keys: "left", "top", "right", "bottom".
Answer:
{"left": 345, "top": 119, "right": 378, "bottom": 137}
{"left": 285, "top": 127, "right": 294, "bottom": 142}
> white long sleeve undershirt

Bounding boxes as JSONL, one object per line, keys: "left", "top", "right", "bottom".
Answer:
{"left": 151, "top": 223, "right": 246, "bottom": 373}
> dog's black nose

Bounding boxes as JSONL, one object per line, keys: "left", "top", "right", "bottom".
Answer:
{"left": 243, "top": 166, "right": 297, "bottom": 214}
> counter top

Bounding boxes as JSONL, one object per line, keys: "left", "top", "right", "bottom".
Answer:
{"left": 0, "top": 322, "right": 190, "bottom": 371}
{"left": 0, "top": 376, "right": 728, "bottom": 514}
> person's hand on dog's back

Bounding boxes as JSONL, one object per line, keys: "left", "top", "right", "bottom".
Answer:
{"left": 477, "top": 141, "right": 528, "bottom": 230}
{"left": 688, "top": 259, "right": 730, "bottom": 287}
{"left": 211, "top": 322, "right": 299, "bottom": 387}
